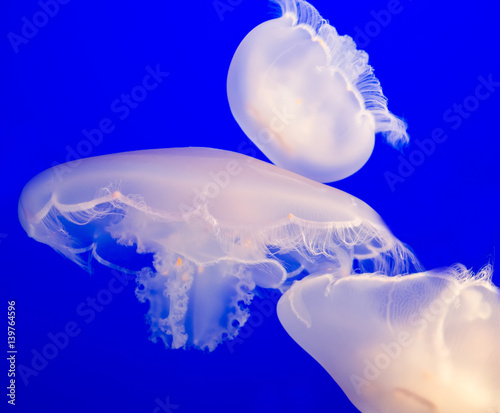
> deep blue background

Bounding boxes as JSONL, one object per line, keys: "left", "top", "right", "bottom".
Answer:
{"left": 1, "top": 0, "right": 499, "bottom": 412}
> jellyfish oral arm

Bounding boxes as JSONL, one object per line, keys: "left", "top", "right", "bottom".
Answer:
{"left": 18, "top": 147, "right": 419, "bottom": 351}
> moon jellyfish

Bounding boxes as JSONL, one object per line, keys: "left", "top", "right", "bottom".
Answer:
{"left": 277, "top": 264, "right": 500, "bottom": 413}
{"left": 227, "top": 0, "right": 408, "bottom": 183}
{"left": 18, "top": 148, "right": 419, "bottom": 351}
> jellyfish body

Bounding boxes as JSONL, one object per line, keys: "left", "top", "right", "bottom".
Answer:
{"left": 19, "top": 148, "right": 418, "bottom": 350}
{"left": 277, "top": 264, "right": 500, "bottom": 413}
{"left": 227, "top": 0, "right": 408, "bottom": 183}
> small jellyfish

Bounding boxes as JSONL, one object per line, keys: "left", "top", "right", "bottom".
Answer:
{"left": 277, "top": 264, "right": 500, "bottom": 413}
{"left": 18, "top": 148, "right": 418, "bottom": 351}
{"left": 227, "top": 0, "right": 408, "bottom": 183}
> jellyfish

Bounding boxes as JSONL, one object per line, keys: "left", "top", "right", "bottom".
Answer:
{"left": 277, "top": 264, "right": 500, "bottom": 413}
{"left": 227, "top": 0, "right": 408, "bottom": 183}
{"left": 18, "top": 147, "right": 419, "bottom": 351}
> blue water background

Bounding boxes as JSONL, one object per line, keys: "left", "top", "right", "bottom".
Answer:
{"left": 1, "top": 0, "right": 499, "bottom": 412}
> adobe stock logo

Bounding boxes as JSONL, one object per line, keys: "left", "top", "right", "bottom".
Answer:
{"left": 50, "top": 64, "right": 169, "bottom": 182}
{"left": 213, "top": 0, "right": 243, "bottom": 22}
{"left": 352, "top": 0, "right": 407, "bottom": 48}
{"left": 177, "top": 160, "right": 242, "bottom": 222}
{"left": 349, "top": 280, "right": 461, "bottom": 395}
{"left": 152, "top": 396, "right": 179, "bottom": 413}
{"left": 7, "top": 0, "right": 71, "bottom": 54}
{"left": 384, "top": 74, "right": 499, "bottom": 192}
{"left": 225, "top": 291, "right": 281, "bottom": 353}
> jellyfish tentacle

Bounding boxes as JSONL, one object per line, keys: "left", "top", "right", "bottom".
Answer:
{"left": 18, "top": 147, "right": 420, "bottom": 351}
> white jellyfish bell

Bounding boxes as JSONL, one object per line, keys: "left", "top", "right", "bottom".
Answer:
{"left": 18, "top": 148, "right": 419, "bottom": 351}
{"left": 277, "top": 264, "right": 500, "bottom": 413}
{"left": 227, "top": 0, "right": 409, "bottom": 183}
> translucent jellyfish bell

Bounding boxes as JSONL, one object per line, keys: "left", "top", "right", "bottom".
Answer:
{"left": 227, "top": 0, "right": 409, "bottom": 182}
{"left": 19, "top": 148, "right": 418, "bottom": 351}
{"left": 277, "top": 264, "right": 500, "bottom": 413}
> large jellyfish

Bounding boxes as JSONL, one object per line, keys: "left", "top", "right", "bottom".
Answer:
{"left": 18, "top": 147, "right": 418, "bottom": 351}
{"left": 227, "top": 0, "right": 408, "bottom": 183}
{"left": 277, "top": 264, "right": 500, "bottom": 413}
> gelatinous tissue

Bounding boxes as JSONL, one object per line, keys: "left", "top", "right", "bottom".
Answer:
{"left": 18, "top": 148, "right": 418, "bottom": 351}
{"left": 278, "top": 264, "right": 500, "bottom": 413}
{"left": 17, "top": 0, "right": 499, "bottom": 411}
{"left": 227, "top": 0, "right": 408, "bottom": 182}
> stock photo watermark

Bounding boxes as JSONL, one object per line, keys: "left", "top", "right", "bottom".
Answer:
{"left": 352, "top": 0, "right": 412, "bottom": 48}
{"left": 384, "top": 74, "right": 499, "bottom": 192}
{"left": 7, "top": 0, "right": 71, "bottom": 54}
{"left": 214, "top": 0, "right": 411, "bottom": 44}
{"left": 17, "top": 270, "right": 133, "bottom": 386}
{"left": 235, "top": 102, "right": 297, "bottom": 159}
{"left": 152, "top": 396, "right": 179, "bottom": 413}
{"left": 6, "top": 301, "right": 16, "bottom": 406}
{"left": 50, "top": 64, "right": 169, "bottom": 182}
{"left": 213, "top": 0, "right": 243, "bottom": 22}
{"left": 177, "top": 160, "right": 243, "bottom": 222}
{"left": 225, "top": 290, "right": 280, "bottom": 353}
{"left": 349, "top": 280, "right": 461, "bottom": 395}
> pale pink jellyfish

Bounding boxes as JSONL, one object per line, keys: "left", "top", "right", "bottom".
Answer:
{"left": 18, "top": 148, "right": 418, "bottom": 351}
{"left": 227, "top": 0, "right": 408, "bottom": 183}
{"left": 277, "top": 264, "right": 500, "bottom": 413}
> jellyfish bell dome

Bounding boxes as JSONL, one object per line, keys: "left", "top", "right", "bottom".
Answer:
{"left": 277, "top": 264, "right": 500, "bottom": 413}
{"left": 18, "top": 147, "right": 418, "bottom": 351}
{"left": 227, "top": 0, "right": 408, "bottom": 183}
